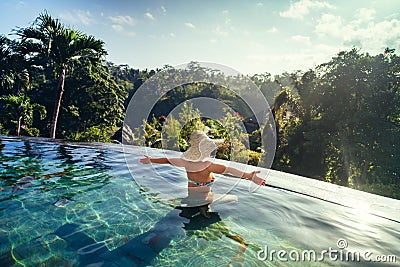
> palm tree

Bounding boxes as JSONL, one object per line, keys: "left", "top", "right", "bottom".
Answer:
{"left": 0, "top": 35, "right": 30, "bottom": 94}
{"left": 0, "top": 94, "right": 46, "bottom": 136}
{"left": 16, "top": 12, "right": 106, "bottom": 138}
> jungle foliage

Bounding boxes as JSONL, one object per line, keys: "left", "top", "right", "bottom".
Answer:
{"left": 1, "top": 13, "right": 399, "bottom": 199}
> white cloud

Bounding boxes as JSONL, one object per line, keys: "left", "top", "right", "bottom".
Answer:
{"left": 212, "top": 10, "right": 233, "bottom": 37}
{"left": 59, "top": 12, "right": 77, "bottom": 24}
{"left": 76, "top": 11, "right": 95, "bottom": 25}
{"left": 315, "top": 13, "right": 343, "bottom": 36}
{"left": 170, "top": 32, "right": 175, "bottom": 37}
{"left": 279, "top": 0, "right": 335, "bottom": 20}
{"left": 59, "top": 10, "right": 95, "bottom": 25}
{"left": 185, "top": 22, "right": 196, "bottom": 29}
{"left": 109, "top": 15, "right": 136, "bottom": 36}
{"left": 109, "top": 15, "right": 135, "bottom": 26}
{"left": 266, "top": 27, "right": 278, "bottom": 33}
{"left": 245, "top": 43, "right": 343, "bottom": 74}
{"left": 161, "top": 6, "right": 167, "bottom": 14}
{"left": 315, "top": 11, "right": 400, "bottom": 53}
{"left": 213, "top": 25, "right": 229, "bottom": 36}
{"left": 17, "top": 1, "right": 25, "bottom": 8}
{"left": 112, "top": 24, "right": 124, "bottom": 32}
{"left": 111, "top": 24, "right": 135, "bottom": 36}
{"left": 292, "top": 35, "right": 312, "bottom": 45}
{"left": 354, "top": 8, "right": 376, "bottom": 24}
{"left": 257, "top": 3, "right": 263, "bottom": 7}
{"left": 145, "top": 12, "right": 155, "bottom": 20}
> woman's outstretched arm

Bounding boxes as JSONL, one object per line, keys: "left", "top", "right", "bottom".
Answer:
{"left": 208, "top": 163, "right": 266, "bottom": 186}
{"left": 139, "top": 155, "right": 186, "bottom": 167}
{"left": 140, "top": 155, "right": 168, "bottom": 164}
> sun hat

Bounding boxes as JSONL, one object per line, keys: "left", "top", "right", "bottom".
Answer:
{"left": 181, "top": 131, "right": 224, "bottom": 162}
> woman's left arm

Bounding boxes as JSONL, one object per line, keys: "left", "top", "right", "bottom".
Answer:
{"left": 139, "top": 155, "right": 169, "bottom": 164}
{"left": 139, "top": 155, "right": 186, "bottom": 167}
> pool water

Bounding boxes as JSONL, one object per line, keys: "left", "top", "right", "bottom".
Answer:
{"left": 0, "top": 136, "right": 399, "bottom": 266}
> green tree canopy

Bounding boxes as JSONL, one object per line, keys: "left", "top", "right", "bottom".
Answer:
{"left": 16, "top": 11, "right": 107, "bottom": 138}
{"left": 0, "top": 94, "right": 46, "bottom": 136}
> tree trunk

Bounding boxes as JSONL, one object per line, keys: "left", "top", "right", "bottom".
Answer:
{"left": 360, "top": 160, "right": 370, "bottom": 184}
{"left": 50, "top": 66, "right": 66, "bottom": 139}
{"left": 340, "top": 139, "right": 351, "bottom": 186}
{"left": 17, "top": 116, "right": 22, "bottom": 136}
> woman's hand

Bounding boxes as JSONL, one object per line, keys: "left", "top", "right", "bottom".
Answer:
{"left": 139, "top": 155, "right": 152, "bottom": 164}
{"left": 249, "top": 171, "right": 266, "bottom": 186}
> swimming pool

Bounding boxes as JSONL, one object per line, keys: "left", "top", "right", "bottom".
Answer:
{"left": 0, "top": 136, "right": 398, "bottom": 266}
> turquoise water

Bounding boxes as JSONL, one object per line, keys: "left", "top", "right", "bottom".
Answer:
{"left": 0, "top": 136, "right": 399, "bottom": 266}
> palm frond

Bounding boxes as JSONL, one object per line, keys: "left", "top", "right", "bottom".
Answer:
{"left": 70, "top": 35, "right": 107, "bottom": 58}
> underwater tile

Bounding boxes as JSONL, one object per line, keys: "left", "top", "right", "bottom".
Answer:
{"left": 114, "top": 255, "right": 141, "bottom": 267}
{"left": 119, "top": 239, "right": 157, "bottom": 260}
{"left": 12, "top": 240, "right": 50, "bottom": 262}
{"left": 54, "top": 223, "right": 80, "bottom": 239}
{"left": 40, "top": 256, "right": 75, "bottom": 267}
{"left": 53, "top": 198, "right": 74, "bottom": 208}
{"left": 0, "top": 250, "right": 15, "bottom": 266}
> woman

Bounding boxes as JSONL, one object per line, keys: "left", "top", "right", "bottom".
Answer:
{"left": 140, "top": 130, "right": 266, "bottom": 216}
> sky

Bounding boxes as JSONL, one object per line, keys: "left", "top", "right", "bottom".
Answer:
{"left": 1, "top": 0, "right": 400, "bottom": 75}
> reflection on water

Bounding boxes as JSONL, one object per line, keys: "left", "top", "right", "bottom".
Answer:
{"left": 0, "top": 136, "right": 399, "bottom": 266}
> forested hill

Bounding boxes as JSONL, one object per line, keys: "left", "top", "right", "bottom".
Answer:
{"left": 105, "top": 61, "right": 293, "bottom": 117}
{"left": 0, "top": 12, "right": 399, "bottom": 199}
